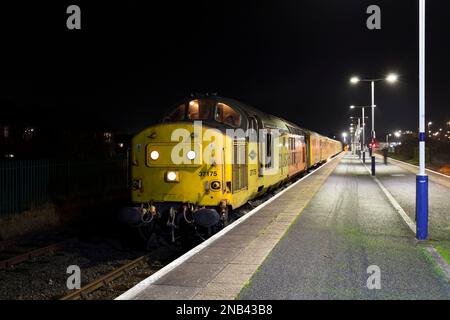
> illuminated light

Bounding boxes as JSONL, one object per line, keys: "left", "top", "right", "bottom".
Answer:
{"left": 350, "top": 77, "right": 360, "bottom": 84}
{"left": 386, "top": 73, "right": 399, "bottom": 83}
{"left": 342, "top": 132, "right": 348, "bottom": 138}
{"left": 150, "top": 150, "right": 159, "bottom": 160}
{"left": 394, "top": 131, "right": 401, "bottom": 138}
{"left": 187, "top": 150, "right": 196, "bottom": 160}
{"left": 428, "top": 121, "right": 432, "bottom": 126}
{"left": 118, "top": 143, "right": 124, "bottom": 148}
{"left": 167, "top": 171, "right": 177, "bottom": 181}
{"left": 350, "top": 105, "right": 355, "bottom": 109}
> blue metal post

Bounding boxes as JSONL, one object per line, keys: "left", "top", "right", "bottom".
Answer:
{"left": 416, "top": 174, "right": 428, "bottom": 239}
{"left": 416, "top": 0, "right": 428, "bottom": 240}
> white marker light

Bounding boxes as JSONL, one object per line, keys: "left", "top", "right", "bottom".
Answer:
{"left": 150, "top": 150, "right": 159, "bottom": 160}
{"left": 167, "top": 171, "right": 177, "bottom": 181}
{"left": 187, "top": 150, "right": 196, "bottom": 160}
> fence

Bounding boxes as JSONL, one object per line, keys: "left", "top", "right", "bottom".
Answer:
{"left": 0, "top": 158, "right": 129, "bottom": 217}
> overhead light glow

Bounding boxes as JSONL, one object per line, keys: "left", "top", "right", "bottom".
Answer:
{"left": 350, "top": 105, "right": 355, "bottom": 109}
{"left": 386, "top": 73, "right": 399, "bottom": 83}
{"left": 350, "top": 77, "right": 360, "bottom": 84}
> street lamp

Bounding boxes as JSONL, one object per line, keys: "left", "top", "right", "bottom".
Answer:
{"left": 349, "top": 105, "right": 371, "bottom": 163}
{"left": 349, "top": 73, "right": 398, "bottom": 176}
{"left": 386, "top": 133, "right": 392, "bottom": 146}
{"left": 342, "top": 132, "right": 348, "bottom": 144}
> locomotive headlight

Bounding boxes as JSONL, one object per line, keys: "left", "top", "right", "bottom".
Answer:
{"left": 150, "top": 150, "right": 159, "bottom": 160}
{"left": 166, "top": 171, "right": 179, "bottom": 182}
{"left": 187, "top": 150, "right": 196, "bottom": 160}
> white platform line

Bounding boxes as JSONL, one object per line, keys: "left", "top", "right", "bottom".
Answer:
{"left": 361, "top": 160, "right": 416, "bottom": 234}
{"left": 381, "top": 155, "right": 450, "bottom": 179}
{"left": 362, "top": 158, "right": 450, "bottom": 283}
{"left": 116, "top": 153, "right": 342, "bottom": 300}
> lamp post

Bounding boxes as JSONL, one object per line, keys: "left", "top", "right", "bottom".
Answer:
{"left": 350, "top": 73, "right": 398, "bottom": 176}
{"left": 416, "top": 0, "right": 428, "bottom": 240}
{"left": 385, "top": 133, "right": 392, "bottom": 146}
{"left": 350, "top": 106, "right": 371, "bottom": 163}
{"left": 349, "top": 125, "right": 354, "bottom": 153}
{"left": 342, "top": 132, "right": 348, "bottom": 144}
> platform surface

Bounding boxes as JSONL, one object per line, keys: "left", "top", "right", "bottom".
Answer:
{"left": 239, "top": 154, "right": 450, "bottom": 299}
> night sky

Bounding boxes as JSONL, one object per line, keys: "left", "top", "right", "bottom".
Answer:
{"left": 1, "top": 0, "right": 449, "bottom": 139}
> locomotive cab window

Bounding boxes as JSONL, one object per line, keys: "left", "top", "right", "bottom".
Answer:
{"left": 265, "top": 132, "right": 272, "bottom": 168}
{"left": 164, "top": 104, "right": 186, "bottom": 122}
{"left": 188, "top": 99, "right": 213, "bottom": 120}
{"left": 215, "top": 103, "right": 241, "bottom": 127}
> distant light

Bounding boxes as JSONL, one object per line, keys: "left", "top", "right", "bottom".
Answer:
{"left": 150, "top": 150, "right": 159, "bottom": 160}
{"left": 350, "top": 105, "right": 355, "bottom": 109}
{"left": 386, "top": 73, "right": 399, "bottom": 83}
{"left": 394, "top": 131, "right": 401, "bottom": 138}
{"left": 118, "top": 143, "right": 124, "bottom": 148}
{"left": 428, "top": 121, "right": 432, "bottom": 126}
{"left": 187, "top": 150, "right": 196, "bottom": 160}
{"left": 342, "top": 132, "right": 348, "bottom": 138}
{"left": 350, "top": 77, "right": 360, "bottom": 84}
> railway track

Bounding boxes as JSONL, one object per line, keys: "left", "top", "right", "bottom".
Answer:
{"left": 0, "top": 239, "right": 75, "bottom": 271}
{"left": 60, "top": 256, "right": 149, "bottom": 300}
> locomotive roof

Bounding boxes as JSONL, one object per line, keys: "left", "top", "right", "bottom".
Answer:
{"left": 171, "top": 95, "right": 336, "bottom": 140}
{"left": 198, "top": 95, "right": 308, "bottom": 134}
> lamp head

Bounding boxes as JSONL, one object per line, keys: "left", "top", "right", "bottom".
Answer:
{"left": 350, "top": 77, "right": 360, "bottom": 84}
{"left": 386, "top": 73, "right": 398, "bottom": 83}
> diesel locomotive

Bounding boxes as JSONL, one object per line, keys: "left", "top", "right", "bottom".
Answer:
{"left": 120, "top": 95, "right": 342, "bottom": 244}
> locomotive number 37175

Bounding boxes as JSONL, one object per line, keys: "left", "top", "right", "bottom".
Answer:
{"left": 199, "top": 171, "right": 218, "bottom": 177}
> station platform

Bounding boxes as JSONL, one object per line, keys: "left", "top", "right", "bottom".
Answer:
{"left": 117, "top": 153, "right": 450, "bottom": 300}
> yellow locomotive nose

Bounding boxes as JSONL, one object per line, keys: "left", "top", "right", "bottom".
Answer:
{"left": 130, "top": 121, "right": 228, "bottom": 205}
